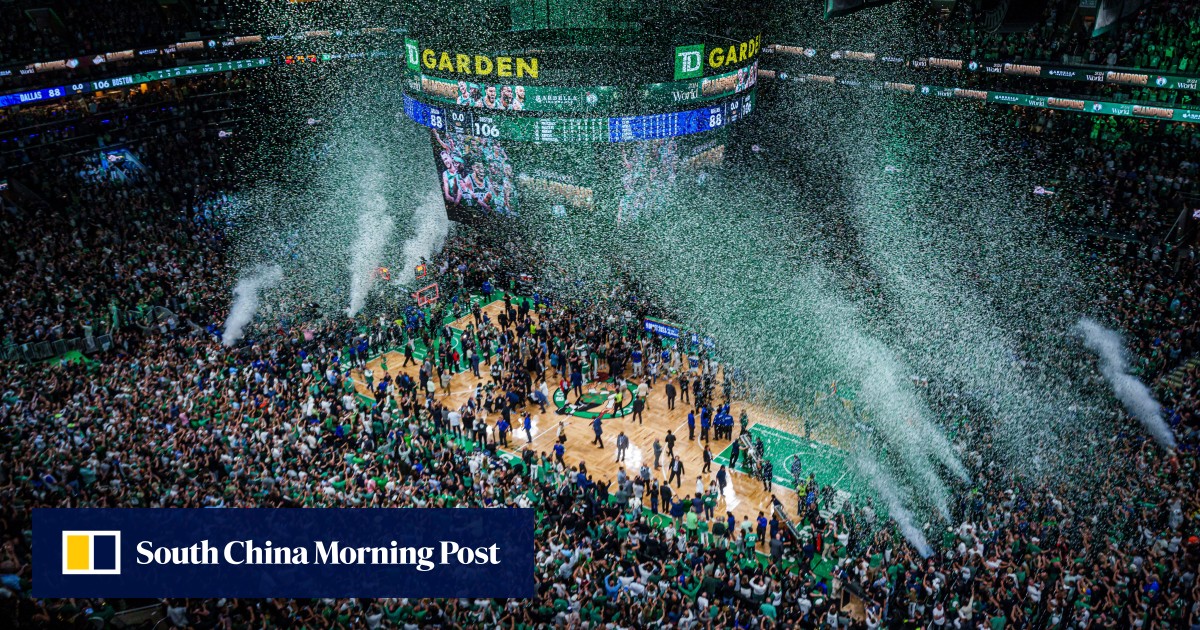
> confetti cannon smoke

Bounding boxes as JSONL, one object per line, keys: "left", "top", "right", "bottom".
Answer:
{"left": 1077, "top": 317, "right": 1177, "bottom": 451}
{"left": 346, "top": 162, "right": 397, "bottom": 317}
{"left": 395, "top": 189, "right": 450, "bottom": 285}
{"left": 853, "top": 454, "right": 933, "bottom": 557}
{"left": 222, "top": 264, "right": 283, "bottom": 346}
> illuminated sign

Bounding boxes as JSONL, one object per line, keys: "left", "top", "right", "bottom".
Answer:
{"left": 0, "top": 58, "right": 272, "bottom": 109}
{"left": 952, "top": 88, "right": 987, "bottom": 100}
{"left": 928, "top": 58, "right": 963, "bottom": 70}
{"left": 1047, "top": 97, "right": 1085, "bottom": 111}
{"left": 707, "top": 35, "right": 762, "bottom": 72}
{"left": 516, "top": 175, "right": 594, "bottom": 210}
{"left": 643, "top": 62, "right": 753, "bottom": 106}
{"left": 1132, "top": 105, "right": 1174, "bottom": 119}
{"left": 674, "top": 35, "right": 762, "bottom": 80}
{"left": 779, "top": 45, "right": 1200, "bottom": 92}
{"left": 404, "top": 91, "right": 756, "bottom": 143}
{"left": 1003, "top": 63, "right": 1042, "bottom": 76}
{"left": 884, "top": 82, "right": 915, "bottom": 93}
{"left": 1105, "top": 71, "right": 1149, "bottom": 86}
{"left": 405, "top": 38, "right": 420, "bottom": 72}
{"left": 411, "top": 62, "right": 757, "bottom": 112}
{"left": 989, "top": 93, "right": 1021, "bottom": 104}
{"left": 417, "top": 43, "right": 538, "bottom": 79}
{"left": 675, "top": 45, "right": 704, "bottom": 80}
{"left": 416, "top": 75, "right": 617, "bottom": 112}
{"left": 794, "top": 77, "right": 1200, "bottom": 123}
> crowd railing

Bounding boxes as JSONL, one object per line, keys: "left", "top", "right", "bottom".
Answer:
{"left": 0, "top": 305, "right": 189, "bottom": 363}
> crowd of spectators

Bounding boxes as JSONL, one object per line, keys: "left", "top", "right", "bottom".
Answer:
{"left": 0, "top": 0, "right": 230, "bottom": 69}
{"left": 0, "top": 45, "right": 1199, "bottom": 630}
{"left": 1, "top": 73, "right": 253, "bottom": 349}
{"left": 939, "top": 0, "right": 1200, "bottom": 71}
{"left": 1009, "top": 107, "right": 1199, "bottom": 379}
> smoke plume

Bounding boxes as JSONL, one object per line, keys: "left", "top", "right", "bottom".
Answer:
{"left": 1078, "top": 317, "right": 1176, "bottom": 451}
{"left": 222, "top": 264, "right": 283, "bottom": 346}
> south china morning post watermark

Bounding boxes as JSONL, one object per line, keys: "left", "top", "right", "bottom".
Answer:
{"left": 34, "top": 508, "right": 535, "bottom": 598}
{"left": 134, "top": 538, "right": 500, "bottom": 571}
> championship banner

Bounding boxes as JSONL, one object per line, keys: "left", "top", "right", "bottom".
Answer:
{"left": 34, "top": 508, "right": 535, "bottom": 598}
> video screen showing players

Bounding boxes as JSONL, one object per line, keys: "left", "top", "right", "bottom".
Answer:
{"left": 432, "top": 130, "right": 518, "bottom": 222}
{"left": 423, "top": 77, "right": 529, "bottom": 111}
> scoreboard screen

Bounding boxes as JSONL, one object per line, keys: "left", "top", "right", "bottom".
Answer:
{"left": 432, "top": 131, "right": 518, "bottom": 222}
{"left": 0, "top": 58, "right": 272, "bottom": 108}
{"left": 404, "top": 90, "right": 756, "bottom": 143}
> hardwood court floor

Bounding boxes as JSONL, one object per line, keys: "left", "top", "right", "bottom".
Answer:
{"left": 349, "top": 299, "right": 806, "bottom": 535}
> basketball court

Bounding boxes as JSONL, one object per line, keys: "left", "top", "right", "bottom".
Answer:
{"left": 346, "top": 293, "right": 855, "bottom": 553}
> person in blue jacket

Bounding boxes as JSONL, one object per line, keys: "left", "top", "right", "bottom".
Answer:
{"left": 496, "top": 417, "right": 509, "bottom": 446}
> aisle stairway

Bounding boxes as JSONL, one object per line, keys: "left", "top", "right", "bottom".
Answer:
{"left": 1161, "top": 354, "right": 1199, "bottom": 392}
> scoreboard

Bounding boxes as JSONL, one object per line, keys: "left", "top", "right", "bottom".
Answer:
{"left": 404, "top": 90, "right": 755, "bottom": 143}
{"left": 0, "top": 58, "right": 272, "bottom": 108}
{"left": 406, "top": 0, "right": 765, "bottom": 223}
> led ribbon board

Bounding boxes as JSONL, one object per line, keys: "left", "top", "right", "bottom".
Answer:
{"left": 403, "top": 90, "right": 756, "bottom": 143}
{"left": 407, "top": 61, "right": 758, "bottom": 112}
{"left": 0, "top": 58, "right": 272, "bottom": 108}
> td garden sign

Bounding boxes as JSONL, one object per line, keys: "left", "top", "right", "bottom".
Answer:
{"left": 403, "top": 35, "right": 762, "bottom": 83}
{"left": 407, "top": 38, "right": 539, "bottom": 79}
{"left": 675, "top": 34, "right": 763, "bottom": 80}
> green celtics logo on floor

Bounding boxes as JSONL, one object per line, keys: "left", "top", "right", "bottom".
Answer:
{"left": 553, "top": 379, "right": 638, "bottom": 419}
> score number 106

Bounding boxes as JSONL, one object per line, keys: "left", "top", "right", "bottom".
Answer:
{"left": 428, "top": 110, "right": 500, "bottom": 139}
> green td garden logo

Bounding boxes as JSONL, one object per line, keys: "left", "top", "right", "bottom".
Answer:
{"left": 674, "top": 45, "right": 704, "bottom": 80}
{"left": 674, "top": 36, "right": 761, "bottom": 80}
{"left": 553, "top": 380, "right": 638, "bottom": 419}
{"left": 405, "top": 38, "right": 420, "bottom": 72}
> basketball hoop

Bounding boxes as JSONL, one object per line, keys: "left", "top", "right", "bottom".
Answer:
{"left": 415, "top": 263, "right": 428, "bottom": 279}
{"left": 413, "top": 283, "right": 439, "bottom": 307}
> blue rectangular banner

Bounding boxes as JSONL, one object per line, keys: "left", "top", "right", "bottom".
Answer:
{"left": 644, "top": 317, "right": 681, "bottom": 338}
{"left": 34, "top": 508, "right": 535, "bottom": 598}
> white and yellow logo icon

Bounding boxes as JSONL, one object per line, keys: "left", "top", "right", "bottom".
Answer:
{"left": 62, "top": 531, "right": 121, "bottom": 575}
